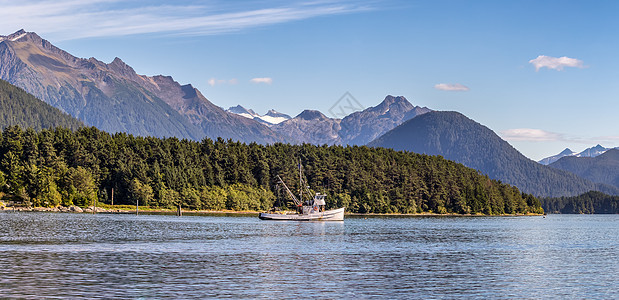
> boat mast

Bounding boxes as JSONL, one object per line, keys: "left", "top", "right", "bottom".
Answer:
{"left": 276, "top": 175, "right": 301, "bottom": 207}
{"left": 299, "top": 160, "right": 302, "bottom": 204}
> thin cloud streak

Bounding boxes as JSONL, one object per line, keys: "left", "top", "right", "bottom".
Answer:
{"left": 0, "top": 1, "right": 374, "bottom": 41}
{"left": 250, "top": 77, "right": 273, "bottom": 84}
{"left": 501, "top": 128, "right": 619, "bottom": 144}
{"left": 501, "top": 128, "right": 563, "bottom": 142}
{"left": 434, "top": 83, "right": 469, "bottom": 91}
{"left": 208, "top": 78, "right": 238, "bottom": 86}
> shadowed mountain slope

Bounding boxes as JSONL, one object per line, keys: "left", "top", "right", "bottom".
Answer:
{"left": 369, "top": 111, "right": 619, "bottom": 197}
{"left": 0, "top": 79, "right": 83, "bottom": 130}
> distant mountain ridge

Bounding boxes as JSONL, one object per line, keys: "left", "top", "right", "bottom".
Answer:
{"left": 539, "top": 145, "right": 616, "bottom": 165}
{"left": 548, "top": 149, "right": 619, "bottom": 189}
{"left": 0, "top": 29, "right": 288, "bottom": 144}
{"left": 368, "top": 111, "right": 619, "bottom": 197}
{"left": 271, "top": 110, "right": 343, "bottom": 145}
{"left": 269, "top": 95, "right": 431, "bottom": 145}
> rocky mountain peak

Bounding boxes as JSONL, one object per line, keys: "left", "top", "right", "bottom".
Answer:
{"left": 4, "top": 29, "right": 39, "bottom": 44}
{"left": 108, "top": 57, "right": 137, "bottom": 78}
{"left": 181, "top": 84, "right": 198, "bottom": 99}
{"left": 3, "top": 29, "right": 26, "bottom": 41}
{"left": 374, "top": 95, "right": 412, "bottom": 113}
{"left": 559, "top": 148, "right": 574, "bottom": 155}
{"left": 297, "top": 109, "right": 327, "bottom": 120}
{"left": 227, "top": 105, "right": 258, "bottom": 117}
{"left": 265, "top": 109, "right": 291, "bottom": 119}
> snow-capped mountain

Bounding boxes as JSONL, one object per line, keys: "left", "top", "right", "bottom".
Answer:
{"left": 227, "top": 105, "right": 260, "bottom": 119}
{"left": 538, "top": 148, "right": 577, "bottom": 165}
{"left": 577, "top": 144, "right": 611, "bottom": 158}
{"left": 226, "top": 106, "right": 291, "bottom": 125}
{"left": 261, "top": 109, "right": 292, "bottom": 125}
{"left": 539, "top": 145, "right": 617, "bottom": 165}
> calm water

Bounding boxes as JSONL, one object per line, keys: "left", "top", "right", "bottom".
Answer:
{"left": 0, "top": 212, "right": 617, "bottom": 299}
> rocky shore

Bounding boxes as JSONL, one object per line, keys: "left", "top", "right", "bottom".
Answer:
{"left": 0, "top": 205, "right": 129, "bottom": 213}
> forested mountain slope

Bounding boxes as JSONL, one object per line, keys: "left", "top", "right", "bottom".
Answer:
{"left": 549, "top": 149, "right": 619, "bottom": 189}
{"left": 0, "top": 79, "right": 83, "bottom": 131}
{"left": 369, "top": 111, "right": 619, "bottom": 197}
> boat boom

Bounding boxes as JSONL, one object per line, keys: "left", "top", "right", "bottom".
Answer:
{"left": 276, "top": 175, "right": 301, "bottom": 206}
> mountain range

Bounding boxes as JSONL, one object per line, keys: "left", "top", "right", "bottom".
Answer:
{"left": 548, "top": 149, "right": 619, "bottom": 190}
{"left": 228, "top": 95, "right": 431, "bottom": 146}
{"left": 257, "top": 95, "right": 430, "bottom": 145}
{"left": 538, "top": 145, "right": 617, "bottom": 165}
{"left": 1, "top": 30, "right": 430, "bottom": 146}
{"left": 0, "top": 29, "right": 287, "bottom": 144}
{"left": 368, "top": 111, "right": 619, "bottom": 197}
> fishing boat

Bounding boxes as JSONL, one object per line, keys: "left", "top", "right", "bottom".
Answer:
{"left": 259, "top": 167, "right": 345, "bottom": 221}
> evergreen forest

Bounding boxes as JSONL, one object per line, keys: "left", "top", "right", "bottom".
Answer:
{"left": 541, "top": 191, "right": 619, "bottom": 214}
{"left": 0, "top": 125, "right": 543, "bottom": 215}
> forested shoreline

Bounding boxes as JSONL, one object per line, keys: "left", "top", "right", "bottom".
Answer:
{"left": 541, "top": 191, "right": 619, "bottom": 214}
{"left": 0, "top": 125, "right": 543, "bottom": 215}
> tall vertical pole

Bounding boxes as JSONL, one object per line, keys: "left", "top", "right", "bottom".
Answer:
{"left": 111, "top": 188, "right": 114, "bottom": 206}
{"left": 299, "top": 160, "right": 302, "bottom": 203}
{"left": 136, "top": 198, "right": 139, "bottom": 216}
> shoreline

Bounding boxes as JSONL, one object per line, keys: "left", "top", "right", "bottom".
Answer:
{"left": 0, "top": 205, "right": 543, "bottom": 217}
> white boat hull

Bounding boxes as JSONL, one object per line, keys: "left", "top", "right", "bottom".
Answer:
{"left": 259, "top": 207, "right": 345, "bottom": 221}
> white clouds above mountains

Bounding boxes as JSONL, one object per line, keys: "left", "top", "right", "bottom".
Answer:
{"left": 434, "top": 83, "right": 469, "bottom": 91}
{"left": 529, "top": 55, "right": 585, "bottom": 71}
{"left": 0, "top": 0, "right": 373, "bottom": 40}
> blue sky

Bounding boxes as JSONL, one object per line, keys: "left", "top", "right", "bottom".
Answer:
{"left": 1, "top": 0, "right": 618, "bottom": 160}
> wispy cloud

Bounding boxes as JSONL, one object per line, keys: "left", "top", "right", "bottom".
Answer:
{"left": 0, "top": 1, "right": 374, "bottom": 41}
{"left": 250, "top": 77, "right": 273, "bottom": 84}
{"left": 501, "top": 128, "right": 619, "bottom": 144}
{"left": 208, "top": 78, "right": 237, "bottom": 86}
{"left": 529, "top": 55, "right": 585, "bottom": 71}
{"left": 500, "top": 128, "right": 563, "bottom": 142}
{"left": 434, "top": 83, "right": 469, "bottom": 92}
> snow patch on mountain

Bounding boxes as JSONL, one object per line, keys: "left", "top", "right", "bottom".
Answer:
{"left": 10, "top": 33, "right": 27, "bottom": 41}
{"left": 226, "top": 105, "right": 291, "bottom": 125}
{"left": 259, "top": 115, "right": 289, "bottom": 124}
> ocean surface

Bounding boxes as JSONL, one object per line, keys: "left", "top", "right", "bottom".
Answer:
{"left": 0, "top": 212, "right": 617, "bottom": 299}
